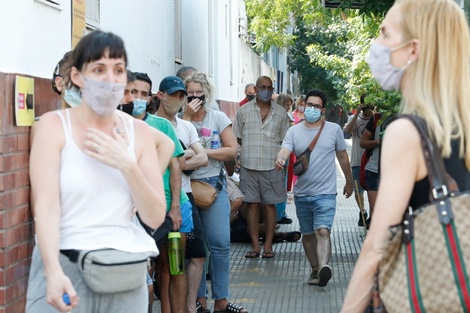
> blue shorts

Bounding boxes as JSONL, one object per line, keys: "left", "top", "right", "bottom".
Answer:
{"left": 295, "top": 194, "right": 336, "bottom": 234}
{"left": 365, "top": 170, "right": 379, "bottom": 191}
{"left": 351, "top": 166, "right": 364, "bottom": 193}
{"left": 180, "top": 200, "right": 194, "bottom": 233}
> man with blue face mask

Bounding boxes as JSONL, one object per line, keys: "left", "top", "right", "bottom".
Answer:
{"left": 234, "top": 75, "right": 290, "bottom": 260}
{"left": 132, "top": 72, "right": 193, "bottom": 313}
{"left": 275, "top": 89, "right": 353, "bottom": 287}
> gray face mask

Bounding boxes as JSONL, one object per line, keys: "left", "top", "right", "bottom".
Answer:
{"left": 81, "top": 76, "right": 125, "bottom": 116}
{"left": 367, "top": 42, "right": 413, "bottom": 91}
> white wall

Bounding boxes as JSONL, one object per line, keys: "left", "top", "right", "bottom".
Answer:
{"left": 0, "top": 0, "right": 284, "bottom": 101}
{"left": 0, "top": 0, "right": 71, "bottom": 78}
{"left": 100, "top": 0, "right": 175, "bottom": 93}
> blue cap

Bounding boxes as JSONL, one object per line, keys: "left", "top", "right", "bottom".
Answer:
{"left": 159, "top": 76, "right": 187, "bottom": 95}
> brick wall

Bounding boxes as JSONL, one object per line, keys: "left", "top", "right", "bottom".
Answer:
{"left": 0, "top": 72, "right": 60, "bottom": 313}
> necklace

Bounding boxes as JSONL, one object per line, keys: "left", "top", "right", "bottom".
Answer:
{"left": 113, "top": 113, "right": 126, "bottom": 139}
{"left": 260, "top": 107, "right": 270, "bottom": 122}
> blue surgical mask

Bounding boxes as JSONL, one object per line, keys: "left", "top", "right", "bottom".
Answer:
{"left": 63, "top": 87, "right": 82, "bottom": 108}
{"left": 132, "top": 99, "right": 147, "bottom": 116}
{"left": 304, "top": 107, "right": 322, "bottom": 123}
{"left": 367, "top": 42, "right": 413, "bottom": 91}
{"left": 257, "top": 90, "right": 273, "bottom": 102}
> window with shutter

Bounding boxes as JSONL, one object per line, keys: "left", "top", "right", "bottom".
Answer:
{"left": 86, "top": 0, "right": 100, "bottom": 29}
{"left": 174, "top": 0, "right": 183, "bottom": 64}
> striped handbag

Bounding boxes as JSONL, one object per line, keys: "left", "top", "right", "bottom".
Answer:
{"left": 377, "top": 115, "right": 470, "bottom": 313}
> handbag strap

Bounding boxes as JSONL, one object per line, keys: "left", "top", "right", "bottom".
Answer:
{"left": 400, "top": 114, "right": 459, "bottom": 225}
{"left": 216, "top": 167, "right": 225, "bottom": 192}
{"left": 306, "top": 119, "right": 325, "bottom": 152}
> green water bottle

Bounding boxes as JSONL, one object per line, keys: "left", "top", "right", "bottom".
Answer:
{"left": 167, "top": 232, "right": 184, "bottom": 275}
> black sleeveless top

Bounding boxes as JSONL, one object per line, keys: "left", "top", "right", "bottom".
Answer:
{"left": 409, "top": 139, "right": 470, "bottom": 209}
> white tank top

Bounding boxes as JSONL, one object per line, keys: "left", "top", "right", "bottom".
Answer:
{"left": 55, "top": 110, "right": 158, "bottom": 254}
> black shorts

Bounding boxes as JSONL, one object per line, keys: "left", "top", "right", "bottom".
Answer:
{"left": 230, "top": 215, "right": 251, "bottom": 243}
{"left": 185, "top": 193, "right": 207, "bottom": 259}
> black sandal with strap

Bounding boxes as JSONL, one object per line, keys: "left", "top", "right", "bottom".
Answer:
{"left": 213, "top": 302, "right": 248, "bottom": 313}
{"left": 196, "top": 300, "right": 211, "bottom": 313}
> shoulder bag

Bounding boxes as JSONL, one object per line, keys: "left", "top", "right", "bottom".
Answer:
{"left": 191, "top": 169, "right": 225, "bottom": 209}
{"left": 377, "top": 114, "right": 470, "bottom": 313}
{"left": 293, "top": 120, "right": 325, "bottom": 176}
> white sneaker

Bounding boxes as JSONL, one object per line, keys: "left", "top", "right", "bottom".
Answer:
{"left": 230, "top": 172, "right": 240, "bottom": 183}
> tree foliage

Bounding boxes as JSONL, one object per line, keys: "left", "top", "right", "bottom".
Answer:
{"left": 245, "top": 0, "right": 401, "bottom": 116}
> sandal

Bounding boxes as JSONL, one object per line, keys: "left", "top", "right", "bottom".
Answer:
{"left": 285, "top": 231, "right": 301, "bottom": 242}
{"left": 261, "top": 251, "right": 275, "bottom": 259}
{"left": 213, "top": 302, "right": 248, "bottom": 313}
{"left": 196, "top": 300, "right": 211, "bottom": 313}
{"left": 244, "top": 250, "right": 260, "bottom": 258}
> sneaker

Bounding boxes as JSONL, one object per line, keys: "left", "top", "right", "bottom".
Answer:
{"left": 318, "top": 265, "right": 332, "bottom": 287}
{"left": 358, "top": 211, "right": 368, "bottom": 226}
{"left": 278, "top": 216, "right": 293, "bottom": 224}
{"left": 307, "top": 271, "right": 319, "bottom": 285}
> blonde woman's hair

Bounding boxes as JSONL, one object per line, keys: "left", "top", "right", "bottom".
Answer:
{"left": 184, "top": 72, "right": 215, "bottom": 106}
{"left": 275, "top": 94, "right": 293, "bottom": 109}
{"left": 397, "top": 0, "right": 470, "bottom": 169}
{"left": 295, "top": 95, "right": 306, "bottom": 108}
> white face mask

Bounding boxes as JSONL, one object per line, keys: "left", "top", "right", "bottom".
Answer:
{"left": 367, "top": 42, "right": 413, "bottom": 91}
{"left": 81, "top": 76, "right": 125, "bottom": 116}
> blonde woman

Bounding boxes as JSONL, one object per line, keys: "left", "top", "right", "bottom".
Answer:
{"left": 342, "top": 0, "right": 470, "bottom": 311}
{"left": 183, "top": 73, "right": 247, "bottom": 313}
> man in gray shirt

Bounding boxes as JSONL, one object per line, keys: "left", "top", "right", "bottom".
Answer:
{"left": 275, "top": 89, "right": 353, "bottom": 287}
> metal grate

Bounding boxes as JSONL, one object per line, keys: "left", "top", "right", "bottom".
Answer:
{"left": 174, "top": 0, "right": 183, "bottom": 62}
{"left": 86, "top": 0, "right": 100, "bottom": 28}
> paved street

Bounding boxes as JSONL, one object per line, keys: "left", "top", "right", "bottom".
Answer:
{"left": 153, "top": 139, "right": 368, "bottom": 313}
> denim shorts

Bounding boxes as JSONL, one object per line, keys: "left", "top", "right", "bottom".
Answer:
{"left": 365, "top": 170, "right": 379, "bottom": 191}
{"left": 294, "top": 194, "right": 336, "bottom": 234}
{"left": 351, "top": 166, "right": 364, "bottom": 193}
{"left": 180, "top": 200, "right": 194, "bottom": 233}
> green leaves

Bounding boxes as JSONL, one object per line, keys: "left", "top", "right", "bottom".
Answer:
{"left": 245, "top": 0, "right": 401, "bottom": 115}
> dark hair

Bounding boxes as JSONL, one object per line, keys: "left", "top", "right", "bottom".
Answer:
{"left": 71, "top": 30, "right": 127, "bottom": 72}
{"left": 176, "top": 66, "right": 197, "bottom": 80}
{"left": 52, "top": 51, "right": 73, "bottom": 95}
{"left": 134, "top": 72, "right": 152, "bottom": 94}
{"left": 65, "top": 31, "right": 127, "bottom": 88}
{"left": 127, "top": 70, "right": 136, "bottom": 84}
{"left": 146, "top": 96, "right": 160, "bottom": 114}
{"left": 305, "top": 89, "right": 327, "bottom": 108}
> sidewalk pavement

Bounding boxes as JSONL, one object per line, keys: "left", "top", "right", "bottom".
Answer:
{"left": 153, "top": 139, "right": 368, "bottom": 313}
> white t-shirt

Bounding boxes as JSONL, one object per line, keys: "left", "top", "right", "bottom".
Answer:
{"left": 190, "top": 109, "right": 232, "bottom": 179}
{"left": 174, "top": 117, "right": 200, "bottom": 193}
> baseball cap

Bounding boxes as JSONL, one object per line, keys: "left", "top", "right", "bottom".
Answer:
{"left": 159, "top": 76, "right": 187, "bottom": 95}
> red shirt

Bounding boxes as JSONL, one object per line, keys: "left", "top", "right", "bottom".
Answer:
{"left": 239, "top": 97, "right": 250, "bottom": 106}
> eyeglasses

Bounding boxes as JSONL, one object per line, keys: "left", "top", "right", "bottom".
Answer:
{"left": 305, "top": 102, "right": 323, "bottom": 110}
{"left": 256, "top": 85, "right": 274, "bottom": 92}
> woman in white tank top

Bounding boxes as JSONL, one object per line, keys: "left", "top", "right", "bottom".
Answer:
{"left": 27, "top": 31, "right": 166, "bottom": 313}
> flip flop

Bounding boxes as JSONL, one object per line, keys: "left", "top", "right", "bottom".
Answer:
{"left": 244, "top": 250, "right": 260, "bottom": 258}
{"left": 261, "top": 251, "right": 275, "bottom": 259}
{"left": 285, "top": 231, "right": 301, "bottom": 242}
